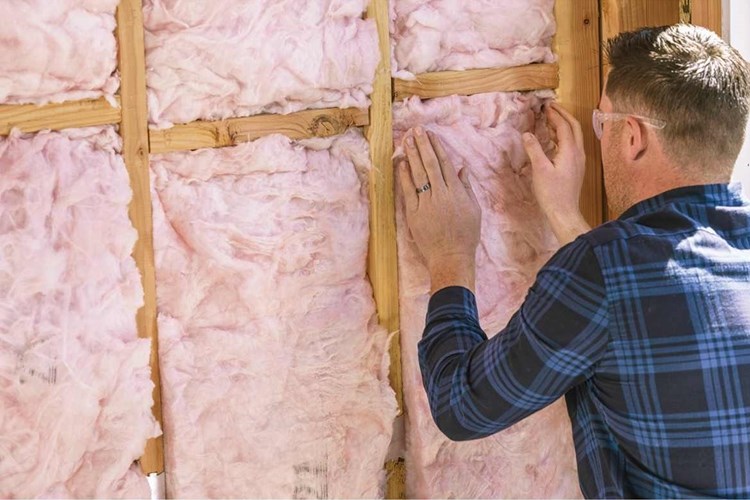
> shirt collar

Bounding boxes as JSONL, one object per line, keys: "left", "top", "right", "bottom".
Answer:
{"left": 618, "top": 182, "right": 748, "bottom": 220}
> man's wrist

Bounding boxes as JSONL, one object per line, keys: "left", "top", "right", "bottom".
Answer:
{"left": 546, "top": 209, "right": 591, "bottom": 246}
{"left": 427, "top": 252, "right": 477, "bottom": 295}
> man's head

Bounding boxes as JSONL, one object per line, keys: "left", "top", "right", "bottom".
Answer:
{"left": 600, "top": 24, "right": 750, "bottom": 215}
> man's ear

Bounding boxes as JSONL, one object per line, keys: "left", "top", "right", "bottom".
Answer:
{"left": 625, "top": 116, "right": 647, "bottom": 161}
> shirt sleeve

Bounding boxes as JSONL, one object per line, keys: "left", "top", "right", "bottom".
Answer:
{"left": 417, "top": 237, "right": 609, "bottom": 441}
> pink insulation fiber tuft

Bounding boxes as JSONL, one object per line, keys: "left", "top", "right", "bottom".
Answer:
{"left": 390, "top": 0, "right": 556, "bottom": 77}
{"left": 0, "top": 127, "right": 159, "bottom": 498}
{"left": 143, "top": 0, "right": 381, "bottom": 128}
{"left": 0, "top": 0, "right": 120, "bottom": 105}
{"left": 150, "top": 129, "right": 398, "bottom": 498}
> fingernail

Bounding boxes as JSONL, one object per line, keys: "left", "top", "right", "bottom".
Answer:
{"left": 522, "top": 133, "right": 532, "bottom": 142}
{"left": 407, "top": 137, "right": 415, "bottom": 147}
{"left": 415, "top": 127, "right": 423, "bottom": 137}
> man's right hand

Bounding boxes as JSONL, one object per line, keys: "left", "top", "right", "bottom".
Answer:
{"left": 523, "top": 102, "right": 592, "bottom": 246}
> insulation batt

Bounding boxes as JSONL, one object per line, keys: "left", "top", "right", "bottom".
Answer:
{"left": 394, "top": 92, "right": 582, "bottom": 498}
{"left": 0, "top": 127, "right": 159, "bottom": 498}
{"left": 0, "top": 0, "right": 119, "bottom": 105}
{"left": 143, "top": 0, "right": 380, "bottom": 128}
{"left": 151, "top": 129, "right": 397, "bottom": 497}
{"left": 390, "top": 0, "right": 556, "bottom": 77}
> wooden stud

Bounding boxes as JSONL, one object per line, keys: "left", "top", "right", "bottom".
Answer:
{"left": 366, "top": 0, "right": 402, "bottom": 416}
{"left": 601, "top": 0, "right": 681, "bottom": 74}
{"left": 385, "top": 458, "right": 406, "bottom": 500}
{"left": 555, "top": 0, "right": 604, "bottom": 227}
{"left": 0, "top": 97, "right": 120, "bottom": 136}
{"left": 690, "top": 0, "right": 723, "bottom": 35}
{"left": 149, "top": 107, "right": 369, "bottom": 154}
{"left": 393, "top": 63, "right": 560, "bottom": 101}
{"left": 116, "top": 0, "right": 165, "bottom": 476}
{"left": 365, "top": 0, "right": 405, "bottom": 498}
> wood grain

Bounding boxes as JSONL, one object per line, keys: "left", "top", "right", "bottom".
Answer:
{"left": 116, "top": 0, "right": 165, "bottom": 476}
{"left": 690, "top": 0, "right": 723, "bottom": 35}
{"left": 366, "top": 0, "right": 404, "bottom": 497}
{"left": 393, "top": 63, "right": 559, "bottom": 101}
{"left": 602, "top": 0, "right": 681, "bottom": 75}
{"left": 555, "top": 0, "right": 604, "bottom": 227}
{"left": 385, "top": 458, "right": 406, "bottom": 499}
{"left": 0, "top": 97, "right": 120, "bottom": 135}
{"left": 149, "top": 107, "right": 369, "bottom": 153}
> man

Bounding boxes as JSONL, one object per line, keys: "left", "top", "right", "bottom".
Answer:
{"left": 397, "top": 24, "right": 750, "bottom": 498}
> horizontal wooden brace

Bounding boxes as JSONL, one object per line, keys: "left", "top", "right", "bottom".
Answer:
{"left": 149, "top": 107, "right": 370, "bottom": 154}
{"left": 0, "top": 97, "right": 121, "bottom": 136}
{"left": 393, "top": 63, "right": 559, "bottom": 101}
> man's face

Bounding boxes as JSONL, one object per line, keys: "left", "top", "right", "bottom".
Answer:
{"left": 599, "top": 91, "right": 630, "bottom": 217}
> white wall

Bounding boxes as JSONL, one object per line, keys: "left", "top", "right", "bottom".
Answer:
{"left": 728, "top": 0, "right": 750, "bottom": 188}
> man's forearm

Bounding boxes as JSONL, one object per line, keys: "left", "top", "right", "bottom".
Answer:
{"left": 428, "top": 253, "right": 476, "bottom": 295}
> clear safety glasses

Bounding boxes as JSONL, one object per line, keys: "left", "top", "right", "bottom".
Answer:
{"left": 592, "top": 109, "right": 667, "bottom": 140}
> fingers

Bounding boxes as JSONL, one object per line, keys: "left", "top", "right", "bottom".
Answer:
{"left": 404, "top": 136, "right": 430, "bottom": 194}
{"left": 397, "top": 159, "right": 418, "bottom": 213}
{"left": 413, "top": 127, "right": 445, "bottom": 188}
{"left": 427, "top": 131, "right": 460, "bottom": 189}
{"left": 545, "top": 105, "right": 576, "bottom": 153}
{"left": 522, "top": 133, "right": 552, "bottom": 171}
{"left": 548, "top": 103, "right": 585, "bottom": 152}
{"left": 547, "top": 103, "right": 583, "bottom": 151}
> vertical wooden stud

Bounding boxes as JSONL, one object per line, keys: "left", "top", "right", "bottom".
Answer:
{"left": 690, "top": 0, "right": 723, "bottom": 35}
{"left": 365, "top": 0, "right": 405, "bottom": 497}
{"left": 555, "top": 0, "right": 604, "bottom": 226}
{"left": 116, "top": 0, "right": 165, "bottom": 476}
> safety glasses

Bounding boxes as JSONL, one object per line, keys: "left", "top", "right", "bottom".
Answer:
{"left": 592, "top": 109, "right": 667, "bottom": 140}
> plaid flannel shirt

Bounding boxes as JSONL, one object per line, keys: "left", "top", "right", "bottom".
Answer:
{"left": 419, "top": 183, "right": 750, "bottom": 498}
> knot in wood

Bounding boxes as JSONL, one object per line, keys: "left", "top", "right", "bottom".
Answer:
{"left": 309, "top": 115, "right": 340, "bottom": 137}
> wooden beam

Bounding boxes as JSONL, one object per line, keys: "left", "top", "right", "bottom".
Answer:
{"left": 555, "top": 0, "right": 604, "bottom": 227}
{"left": 690, "top": 0, "right": 723, "bottom": 35}
{"left": 116, "top": 0, "right": 165, "bottom": 476}
{"left": 0, "top": 97, "right": 120, "bottom": 136}
{"left": 393, "top": 63, "right": 559, "bottom": 101}
{"left": 149, "top": 107, "right": 369, "bottom": 154}
{"left": 602, "top": 0, "right": 681, "bottom": 37}
{"left": 365, "top": 0, "right": 404, "bottom": 497}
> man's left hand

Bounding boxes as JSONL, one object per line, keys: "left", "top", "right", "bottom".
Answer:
{"left": 398, "top": 128, "right": 481, "bottom": 294}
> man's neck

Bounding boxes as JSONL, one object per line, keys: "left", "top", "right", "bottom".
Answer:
{"left": 616, "top": 174, "right": 732, "bottom": 219}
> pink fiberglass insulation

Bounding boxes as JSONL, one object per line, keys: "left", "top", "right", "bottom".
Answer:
{"left": 393, "top": 92, "right": 582, "bottom": 498}
{"left": 0, "top": 0, "right": 119, "bottom": 105}
{"left": 143, "top": 0, "right": 380, "bottom": 128}
{"left": 0, "top": 127, "right": 159, "bottom": 498}
{"left": 390, "top": 0, "right": 556, "bottom": 77}
{"left": 151, "top": 129, "right": 398, "bottom": 497}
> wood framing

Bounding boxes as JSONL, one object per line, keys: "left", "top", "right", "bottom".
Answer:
{"left": 149, "top": 107, "right": 369, "bottom": 153}
{"left": 366, "top": 0, "right": 405, "bottom": 498}
{"left": 601, "top": 0, "right": 681, "bottom": 76}
{"left": 0, "top": 97, "right": 120, "bottom": 135}
{"left": 556, "top": 0, "right": 604, "bottom": 227}
{"left": 690, "top": 0, "right": 723, "bottom": 34}
{"left": 116, "top": 0, "right": 165, "bottom": 476}
{"left": 393, "top": 63, "right": 560, "bottom": 100}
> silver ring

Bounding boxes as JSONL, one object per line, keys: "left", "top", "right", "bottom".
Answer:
{"left": 416, "top": 182, "right": 431, "bottom": 194}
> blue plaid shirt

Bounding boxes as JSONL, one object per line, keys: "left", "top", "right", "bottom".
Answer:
{"left": 419, "top": 183, "right": 750, "bottom": 498}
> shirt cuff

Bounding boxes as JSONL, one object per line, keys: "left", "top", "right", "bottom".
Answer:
{"left": 426, "top": 286, "right": 480, "bottom": 328}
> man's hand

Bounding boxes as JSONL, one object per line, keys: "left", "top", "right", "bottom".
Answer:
{"left": 523, "top": 103, "right": 591, "bottom": 245}
{"left": 398, "top": 128, "right": 481, "bottom": 294}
